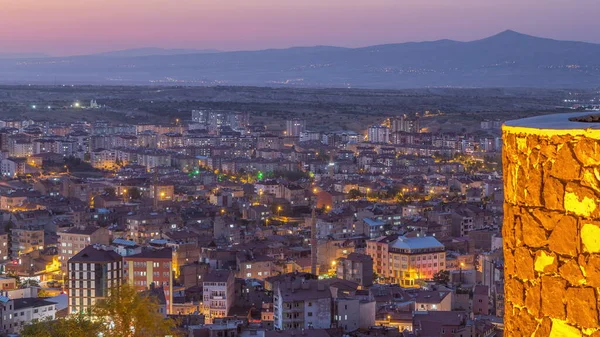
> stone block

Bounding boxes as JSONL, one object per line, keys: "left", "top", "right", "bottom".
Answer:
{"left": 515, "top": 247, "right": 535, "bottom": 281}
{"left": 550, "top": 144, "right": 581, "bottom": 180}
{"left": 559, "top": 259, "right": 586, "bottom": 286}
{"left": 506, "top": 278, "right": 525, "bottom": 307}
{"left": 548, "top": 215, "right": 578, "bottom": 257}
{"left": 566, "top": 287, "right": 598, "bottom": 328}
{"left": 525, "top": 282, "right": 541, "bottom": 318}
{"left": 542, "top": 176, "right": 565, "bottom": 211}
{"left": 541, "top": 276, "right": 566, "bottom": 320}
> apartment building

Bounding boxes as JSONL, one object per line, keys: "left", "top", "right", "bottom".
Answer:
{"left": 367, "top": 236, "right": 445, "bottom": 287}
{"left": 202, "top": 270, "right": 235, "bottom": 323}
{"left": 124, "top": 248, "right": 173, "bottom": 314}
{"left": 273, "top": 280, "right": 333, "bottom": 330}
{"left": 0, "top": 297, "right": 57, "bottom": 334}
{"left": 10, "top": 227, "right": 44, "bottom": 259}
{"left": 67, "top": 245, "right": 123, "bottom": 314}
{"left": 58, "top": 226, "right": 110, "bottom": 271}
{"left": 335, "top": 253, "right": 374, "bottom": 288}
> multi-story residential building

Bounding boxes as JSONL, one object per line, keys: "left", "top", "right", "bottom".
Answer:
{"left": 202, "top": 270, "right": 235, "bottom": 323}
{"left": 8, "top": 139, "right": 34, "bottom": 158}
{"left": 335, "top": 253, "right": 373, "bottom": 288}
{"left": 257, "top": 134, "right": 283, "bottom": 150}
{"left": 0, "top": 231, "right": 8, "bottom": 262}
{"left": 286, "top": 119, "right": 306, "bottom": 137}
{"left": 282, "top": 184, "right": 306, "bottom": 205}
{"left": 192, "top": 109, "right": 209, "bottom": 124}
{"left": 138, "top": 151, "right": 171, "bottom": 170}
{"left": 414, "top": 290, "right": 452, "bottom": 311}
{"left": 390, "top": 115, "right": 420, "bottom": 133}
{"left": 112, "top": 134, "right": 138, "bottom": 148}
{"left": 1, "top": 158, "right": 26, "bottom": 178}
{"left": 10, "top": 227, "right": 44, "bottom": 259}
{"left": 150, "top": 184, "right": 175, "bottom": 202}
{"left": 126, "top": 212, "right": 180, "bottom": 244}
{"left": 236, "top": 252, "right": 274, "bottom": 280}
{"left": 472, "top": 285, "right": 490, "bottom": 315}
{"left": 367, "top": 125, "right": 390, "bottom": 144}
{"left": 0, "top": 297, "right": 57, "bottom": 334}
{"left": 334, "top": 297, "right": 376, "bottom": 332}
{"left": 366, "top": 236, "right": 445, "bottom": 287}
{"left": 273, "top": 279, "right": 333, "bottom": 330}
{"left": 299, "top": 131, "right": 321, "bottom": 143}
{"left": 124, "top": 248, "right": 173, "bottom": 314}
{"left": 58, "top": 226, "right": 111, "bottom": 271}
{"left": 90, "top": 149, "right": 117, "bottom": 169}
{"left": 451, "top": 210, "right": 474, "bottom": 237}
{"left": 0, "top": 190, "right": 36, "bottom": 211}
{"left": 67, "top": 245, "right": 123, "bottom": 314}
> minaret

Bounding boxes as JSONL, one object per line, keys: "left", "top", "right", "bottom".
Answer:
{"left": 153, "top": 167, "right": 159, "bottom": 211}
{"left": 310, "top": 206, "right": 317, "bottom": 275}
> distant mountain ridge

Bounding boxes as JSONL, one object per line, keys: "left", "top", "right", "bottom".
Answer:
{"left": 91, "top": 47, "right": 220, "bottom": 57}
{"left": 0, "top": 52, "right": 49, "bottom": 59}
{"left": 0, "top": 30, "right": 599, "bottom": 88}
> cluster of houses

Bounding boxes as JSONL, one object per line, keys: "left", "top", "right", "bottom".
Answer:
{"left": 0, "top": 110, "right": 503, "bottom": 336}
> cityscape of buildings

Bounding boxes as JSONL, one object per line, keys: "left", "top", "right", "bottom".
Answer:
{"left": 0, "top": 104, "right": 505, "bottom": 336}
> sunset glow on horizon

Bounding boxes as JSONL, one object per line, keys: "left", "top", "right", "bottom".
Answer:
{"left": 0, "top": 0, "right": 598, "bottom": 56}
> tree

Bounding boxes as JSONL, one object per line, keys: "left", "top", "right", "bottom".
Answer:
{"left": 22, "top": 284, "right": 179, "bottom": 337}
{"left": 128, "top": 187, "right": 142, "bottom": 200}
{"left": 93, "top": 283, "right": 178, "bottom": 337}
{"left": 433, "top": 270, "right": 450, "bottom": 285}
{"left": 37, "top": 289, "right": 53, "bottom": 298}
{"left": 347, "top": 189, "right": 362, "bottom": 199}
{"left": 21, "top": 313, "right": 104, "bottom": 337}
{"left": 104, "top": 187, "right": 116, "bottom": 197}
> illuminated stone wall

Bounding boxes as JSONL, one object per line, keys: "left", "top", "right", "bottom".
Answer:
{"left": 503, "top": 113, "right": 600, "bottom": 337}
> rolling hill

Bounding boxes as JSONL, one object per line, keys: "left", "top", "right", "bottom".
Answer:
{"left": 0, "top": 30, "right": 598, "bottom": 88}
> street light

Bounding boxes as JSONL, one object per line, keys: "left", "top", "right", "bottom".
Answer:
{"left": 277, "top": 206, "right": 282, "bottom": 217}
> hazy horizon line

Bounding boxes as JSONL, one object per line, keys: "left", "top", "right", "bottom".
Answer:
{"left": 3, "top": 29, "right": 600, "bottom": 58}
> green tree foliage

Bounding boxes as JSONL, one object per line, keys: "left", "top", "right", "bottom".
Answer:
{"left": 433, "top": 270, "right": 450, "bottom": 285}
{"left": 104, "top": 187, "right": 116, "bottom": 197}
{"left": 93, "top": 283, "right": 177, "bottom": 337}
{"left": 272, "top": 170, "right": 309, "bottom": 182}
{"left": 347, "top": 189, "right": 362, "bottom": 199}
{"left": 21, "top": 313, "right": 104, "bottom": 337}
{"left": 22, "top": 284, "right": 179, "bottom": 337}
{"left": 64, "top": 156, "right": 98, "bottom": 173}
{"left": 128, "top": 187, "right": 142, "bottom": 200}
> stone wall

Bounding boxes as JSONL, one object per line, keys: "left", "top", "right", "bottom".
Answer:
{"left": 503, "top": 119, "right": 600, "bottom": 337}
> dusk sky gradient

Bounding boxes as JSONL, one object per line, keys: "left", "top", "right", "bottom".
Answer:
{"left": 0, "top": 0, "right": 598, "bottom": 56}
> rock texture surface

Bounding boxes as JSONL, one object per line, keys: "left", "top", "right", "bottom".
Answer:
{"left": 503, "top": 118, "right": 600, "bottom": 336}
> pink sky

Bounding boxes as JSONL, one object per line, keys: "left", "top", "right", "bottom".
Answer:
{"left": 0, "top": 0, "right": 597, "bottom": 56}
